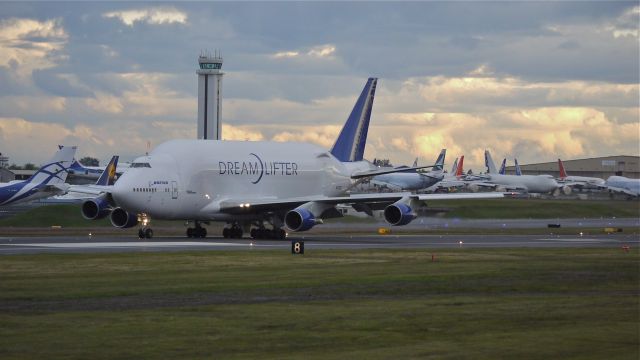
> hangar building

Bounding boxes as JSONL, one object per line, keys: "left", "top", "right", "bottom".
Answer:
{"left": 505, "top": 155, "right": 640, "bottom": 179}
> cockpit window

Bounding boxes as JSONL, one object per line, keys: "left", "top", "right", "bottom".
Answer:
{"left": 130, "top": 162, "right": 151, "bottom": 168}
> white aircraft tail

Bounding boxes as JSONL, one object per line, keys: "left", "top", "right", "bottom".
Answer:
{"left": 27, "top": 146, "right": 77, "bottom": 186}
{"left": 484, "top": 150, "right": 498, "bottom": 174}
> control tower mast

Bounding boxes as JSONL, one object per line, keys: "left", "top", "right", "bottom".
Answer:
{"left": 197, "top": 51, "right": 223, "bottom": 140}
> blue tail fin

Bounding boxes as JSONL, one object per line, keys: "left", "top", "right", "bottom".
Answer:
{"left": 514, "top": 159, "right": 522, "bottom": 176}
{"left": 330, "top": 77, "right": 377, "bottom": 162}
{"left": 95, "top": 156, "right": 119, "bottom": 186}
{"left": 498, "top": 158, "right": 506, "bottom": 175}
{"left": 433, "top": 149, "right": 446, "bottom": 171}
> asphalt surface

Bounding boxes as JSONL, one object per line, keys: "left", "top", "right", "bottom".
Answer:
{"left": 0, "top": 233, "right": 637, "bottom": 255}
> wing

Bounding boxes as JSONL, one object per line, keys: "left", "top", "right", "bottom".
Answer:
{"left": 55, "top": 184, "right": 114, "bottom": 200}
{"left": 351, "top": 165, "right": 436, "bottom": 179}
{"left": 203, "top": 191, "right": 506, "bottom": 216}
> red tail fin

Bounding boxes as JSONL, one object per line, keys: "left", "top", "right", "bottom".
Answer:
{"left": 558, "top": 159, "right": 567, "bottom": 179}
{"left": 456, "top": 156, "right": 465, "bottom": 176}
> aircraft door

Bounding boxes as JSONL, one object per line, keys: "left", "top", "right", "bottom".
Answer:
{"left": 171, "top": 181, "right": 178, "bottom": 199}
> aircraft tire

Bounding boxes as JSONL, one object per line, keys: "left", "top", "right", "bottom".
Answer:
{"left": 138, "top": 229, "right": 145, "bottom": 239}
{"left": 187, "top": 228, "right": 194, "bottom": 238}
{"left": 144, "top": 228, "right": 153, "bottom": 239}
{"left": 222, "top": 228, "right": 230, "bottom": 238}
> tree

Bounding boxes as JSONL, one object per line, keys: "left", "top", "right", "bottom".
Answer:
{"left": 23, "top": 163, "right": 37, "bottom": 170}
{"left": 79, "top": 156, "right": 99, "bottom": 167}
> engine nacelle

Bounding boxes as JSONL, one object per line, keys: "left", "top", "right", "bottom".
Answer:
{"left": 383, "top": 202, "right": 416, "bottom": 226}
{"left": 562, "top": 185, "right": 572, "bottom": 195}
{"left": 468, "top": 183, "right": 480, "bottom": 193}
{"left": 110, "top": 207, "right": 138, "bottom": 228}
{"left": 284, "top": 208, "right": 317, "bottom": 232}
{"left": 496, "top": 185, "right": 507, "bottom": 193}
{"left": 81, "top": 197, "right": 111, "bottom": 220}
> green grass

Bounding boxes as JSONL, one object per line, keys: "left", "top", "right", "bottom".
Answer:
{"left": 0, "top": 248, "right": 637, "bottom": 359}
{"left": 1, "top": 199, "right": 638, "bottom": 229}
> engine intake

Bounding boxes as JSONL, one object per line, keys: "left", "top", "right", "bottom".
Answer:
{"left": 384, "top": 203, "right": 416, "bottom": 226}
{"left": 81, "top": 197, "right": 111, "bottom": 220}
{"left": 110, "top": 207, "right": 138, "bottom": 228}
{"left": 284, "top": 208, "right": 317, "bottom": 232}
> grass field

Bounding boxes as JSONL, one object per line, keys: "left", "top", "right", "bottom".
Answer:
{"left": 0, "top": 199, "right": 638, "bottom": 229}
{"left": 0, "top": 248, "right": 638, "bottom": 359}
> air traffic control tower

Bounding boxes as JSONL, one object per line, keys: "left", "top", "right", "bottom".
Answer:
{"left": 196, "top": 51, "right": 223, "bottom": 140}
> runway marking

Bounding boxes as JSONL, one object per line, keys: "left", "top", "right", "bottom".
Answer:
{"left": 0, "top": 242, "right": 248, "bottom": 248}
{"left": 537, "top": 238, "right": 619, "bottom": 242}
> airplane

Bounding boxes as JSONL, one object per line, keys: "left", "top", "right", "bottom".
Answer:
{"left": 77, "top": 78, "right": 506, "bottom": 239}
{"left": 556, "top": 159, "right": 605, "bottom": 190}
{"left": 465, "top": 150, "right": 570, "bottom": 195}
{"left": 67, "top": 157, "right": 129, "bottom": 182}
{"left": 54, "top": 156, "right": 120, "bottom": 202}
{"left": 605, "top": 175, "right": 640, "bottom": 198}
{"left": 369, "top": 150, "right": 446, "bottom": 191}
{"left": 0, "top": 146, "right": 76, "bottom": 206}
{"left": 430, "top": 155, "right": 469, "bottom": 192}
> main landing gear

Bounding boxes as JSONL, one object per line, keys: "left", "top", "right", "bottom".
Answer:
{"left": 250, "top": 226, "right": 286, "bottom": 240}
{"left": 186, "top": 221, "right": 207, "bottom": 238}
{"left": 222, "top": 223, "right": 243, "bottom": 239}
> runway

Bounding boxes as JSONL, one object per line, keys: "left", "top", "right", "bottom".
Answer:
{"left": 0, "top": 233, "right": 637, "bottom": 255}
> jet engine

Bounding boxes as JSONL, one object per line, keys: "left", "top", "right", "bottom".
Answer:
{"left": 81, "top": 197, "right": 111, "bottom": 220}
{"left": 383, "top": 202, "right": 416, "bottom": 226}
{"left": 110, "top": 207, "right": 138, "bottom": 228}
{"left": 562, "top": 185, "right": 572, "bottom": 195}
{"left": 496, "top": 185, "right": 507, "bottom": 193}
{"left": 284, "top": 207, "right": 318, "bottom": 232}
{"left": 468, "top": 184, "right": 480, "bottom": 192}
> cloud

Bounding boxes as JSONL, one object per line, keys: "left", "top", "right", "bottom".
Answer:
{"left": 0, "top": 18, "right": 67, "bottom": 77}
{"left": 103, "top": 7, "right": 188, "bottom": 26}
{"left": 271, "top": 125, "right": 341, "bottom": 148}
{"left": 270, "top": 44, "right": 336, "bottom": 60}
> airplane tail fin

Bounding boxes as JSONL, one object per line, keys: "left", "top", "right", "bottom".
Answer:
{"left": 484, "top": 150, "right": 498, "bottom": 174}
{"left": 330, "top": 77, "right": 377, "bottom": 162}
{"left": 450, "top": 158, "right": 458, "bottom": 174}
{"left": 515, "top": 159, "right": 522, "bottom": 176}
{"left": 412, "top": 157, "right": 418, "bottom": 168}
{"left": 498, "top": 158, "right": 506, "bottom": 175}
{"left": 456, "top": 155, "right": 465, "bottom": 176}
{"left": 95, "top": 156, "right": 119, "bottom": 186}
{"left": 27, "top": 146, "right": 77, "bottom": 185}
{"left": 558, "top": 159, "right": 567, "bottom": 179}
{"left": 433, "top": 149, "right": 446, "bottom": 172}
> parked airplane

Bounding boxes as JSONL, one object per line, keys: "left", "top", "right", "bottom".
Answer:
{"left": 466, "top": 150, "right": 569, "bottom": 195}
{"left": 0, "top": 146, "right": 76, "bottom": 206}
{"left": 77, "top": 78, "right": 505, "bottom": 239}
{"left": 55, "top": 156, "right": 119, "bottom": 201}
{"left": 370, "top": 150, "right": 446, "bottom": 191}
{"left": 432, "top": 155, "right": 468, "bottom": 192}
{"left": 605, "top": 176, "right": 640, "bottom": 198}
{"left": 556, "top": 159, "right": 605, "bottom": 190}
{"left": 67, "top": 157, "right": 129, "bottom": 182}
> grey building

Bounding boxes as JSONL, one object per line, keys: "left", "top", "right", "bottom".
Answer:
{"left": 505, "top": 155, "right": 640, "bottom": 179}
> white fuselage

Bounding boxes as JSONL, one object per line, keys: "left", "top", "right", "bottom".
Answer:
{"left": 484, "top": 174, "right": 559, "bottom": 193}
{"left": 559, "top": 175, "right": 605, "bottom": 187}
{"left": 605, "top": 176, "right": 640, "bottom": 196}
{"left": 112, "top": 140, "right": 362, "bottom": 220}
{"left": 371, "top": 172, "right": 442, "bottom": 191}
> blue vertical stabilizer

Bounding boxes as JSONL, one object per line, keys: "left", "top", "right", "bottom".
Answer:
{"left": 330, "top": 77, "right": 377, "bottom": 162}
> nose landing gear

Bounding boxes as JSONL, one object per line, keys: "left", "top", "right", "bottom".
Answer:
{"left": 138, "top": 214, "right": 153, "bottom": 239}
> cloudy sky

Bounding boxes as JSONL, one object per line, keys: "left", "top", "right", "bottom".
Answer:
{"left": 0, "top": 1, "right": 638, "bottom": 171}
